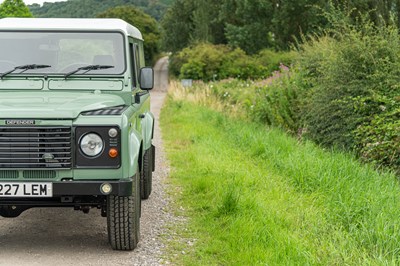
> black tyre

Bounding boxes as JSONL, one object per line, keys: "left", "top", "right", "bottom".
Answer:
{"left": 107, "top": 172, "right": 141, "bottom": 250}
{"left": 0, "top": 205, "right": 28, "bottom": 218}
{"left": 140, "top": 146, "right": 154, "bottom": 200}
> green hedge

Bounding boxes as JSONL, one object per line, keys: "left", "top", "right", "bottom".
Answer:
{"left": 297, "top": 21, "right": 400, "bottom": 172}
{"left": 169, "top": 43, "right": 296, "bottom": 81}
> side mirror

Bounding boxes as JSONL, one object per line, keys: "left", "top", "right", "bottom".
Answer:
{"left": 139, "top": 67, "right": 154, "bottom": 90}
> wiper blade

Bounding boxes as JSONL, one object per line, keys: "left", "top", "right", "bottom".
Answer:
{"left": 0, "top": 64, "right": 51, "bottom": 79}
{"left": 64, "top": 64, "right": 114, "bottom": 79}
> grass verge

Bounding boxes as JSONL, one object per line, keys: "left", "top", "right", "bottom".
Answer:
{"left": 160, "top": 91, "right": 400, "bottom": 265}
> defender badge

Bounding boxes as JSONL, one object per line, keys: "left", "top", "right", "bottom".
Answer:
{"left": 5, "top": 120, "right": 35, "bottom": 125}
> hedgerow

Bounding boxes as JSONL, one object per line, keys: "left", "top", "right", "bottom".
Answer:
{"left": 296, "top": 17, "right": 400, "bottom": 171}
{"left": 170, "top": 12, "right": 400, "bottom": 173}
{"left": 169, "top": 43, "right": 296, "bottom": 81}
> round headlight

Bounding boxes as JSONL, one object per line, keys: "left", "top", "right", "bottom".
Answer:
{"left": 80, "top": 133, "right": 104, "bottom": 157}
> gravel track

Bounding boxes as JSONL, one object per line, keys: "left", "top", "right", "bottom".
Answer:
{"left": 0, "top": 57, "right": 171, "bottom": 266}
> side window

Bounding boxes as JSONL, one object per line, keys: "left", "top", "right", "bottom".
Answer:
{"left": 135, "top": 45, "right": 141, "bottom": 73}
{"left": 133, "top": 44, "right": 140, "bottom": 84}
{"left": 129, "top": 42, "right": 137, "bottom": 88}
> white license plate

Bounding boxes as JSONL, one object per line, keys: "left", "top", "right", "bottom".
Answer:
{"left": 0, "top": 183, "right": 53, "bottom": 197}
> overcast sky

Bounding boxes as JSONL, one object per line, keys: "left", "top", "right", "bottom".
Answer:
{"left": 0, "top": 0, "right": 67, "bottom": 5}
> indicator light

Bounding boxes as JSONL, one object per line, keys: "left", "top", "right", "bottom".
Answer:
{"left": 109, "top": 148, "right": 118, "bottom": 158}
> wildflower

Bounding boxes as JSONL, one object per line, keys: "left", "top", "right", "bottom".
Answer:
{"left": 279, "top": 63, "right": 290, "bottom": 72}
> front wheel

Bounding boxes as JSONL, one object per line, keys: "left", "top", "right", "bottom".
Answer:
{"left": 107, "top": 173, "right": 141, "bottom": 250}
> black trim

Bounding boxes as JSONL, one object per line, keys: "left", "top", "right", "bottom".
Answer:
{"left": 135, "top": 91, "right": 149, "bottom": 104}
{"left": 151, "top": 144, "right": 155, "bottom": 172}
{"left": 74, "top": 126, "right": 121, "bottom": 168}
{"left": 53, "top": 180, "right": 132, "bottom": 196}
{"left": 0, "top": 179, "right": 133, "bottom": 199}
{"left": 81, "top": 105, "right": 128, "bottom": 116}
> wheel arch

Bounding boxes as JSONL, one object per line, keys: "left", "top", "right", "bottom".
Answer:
{"left": 128, "top": 128, "right": 143, "bottom": 177}
{"left": 142, "top": 112, "right": 154, "bottom": 151}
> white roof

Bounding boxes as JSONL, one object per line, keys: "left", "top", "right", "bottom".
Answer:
{"left": 0, "top": 18, "right": 143, "bottom": 40}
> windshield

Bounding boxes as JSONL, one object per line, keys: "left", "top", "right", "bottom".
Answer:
{"left": 0, "top": 31, "right": 125, "bottom": 76}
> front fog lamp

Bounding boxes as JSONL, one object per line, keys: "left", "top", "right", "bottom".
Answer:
{"left": 100, "top": 183, "right": 112, "bottom": 194}
{"left": 80, "top": 133, "right": 104, "bottom": 157}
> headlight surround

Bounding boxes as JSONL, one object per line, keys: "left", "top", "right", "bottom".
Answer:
{"left": 75, "top": 126, "right": 121, "bottom": 168}
{"left": 80, "top": 133, "right": 104, "bottom": 157}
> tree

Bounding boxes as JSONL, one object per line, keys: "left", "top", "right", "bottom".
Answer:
{"left": 220, "top": 0, "right": 274, "bottom": 54}
{"left": 0, "top": 0, "right": 33, "bottom": 18}
{"left": 161, "top": 0, "right": 196, "bottom": 52}
{"left": 270, "top": 0, "right": 327, "bottom": 50}
{"left": 97, "top": 5, "right": 160, "bottom": 65}
{"left": 331, "top": 0, "right": 395, "bottom": 26}
{"left": 28, "top": 0, "right": 172, "bottom": 21}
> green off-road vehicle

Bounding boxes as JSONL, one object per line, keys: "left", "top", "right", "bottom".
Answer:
{"left": 0, "top": 18, "right": 155, "bottom": 250}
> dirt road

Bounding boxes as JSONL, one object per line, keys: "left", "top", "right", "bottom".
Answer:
{"left": 0, "top": 57, "right": 171, "bottom": 266}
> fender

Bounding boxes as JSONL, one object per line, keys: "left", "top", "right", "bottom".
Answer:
{"left": 128, "top": 127, "right": 143, "bottom": 177}
{"left": 141, "top": 111, "right": 154, "bottom": 151}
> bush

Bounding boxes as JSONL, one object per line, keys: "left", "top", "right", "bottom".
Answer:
{"left": 298, "top": 20, "right": 400, "bottom": 148}
{"left": 249, "top": 68, "right": 304, "bottom": 133}
{"left": 256, "top": 49, "right": 298, "bottom": 74}
{"left": 354, "top": 106, "right": 400, "bottom": 172}
{"left": 295, "top": 17, "right": 400, "bottom": 171}
{"left": 170, "top": 43, "right": 294, "bottom": 81}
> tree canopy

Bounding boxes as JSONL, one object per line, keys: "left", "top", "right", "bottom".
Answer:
{"left": 0, "top": 0, "right": 33, "bottom": 18}
{"left": 161, "top": 0, "right": 400, "bottom": 53}
{"left": 97, "top": 5, "right": 160, "bottom": 65}
{"left": 29, "top": 0, "right": 172, "bottom": 21}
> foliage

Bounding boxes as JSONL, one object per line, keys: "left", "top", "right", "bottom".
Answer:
{"left": 162, "top": 0, "right": 400, "bottom": 53}
{"left": 297, "top": 16, "right": 400, "bottom": 169}
{"left": 330, "top": 0, "right": 398, "bottom": 27}
{"left": 184, "top": 8, "right": 400, "bottom": 172}
{"left": 220, "top": 0, "right": 274, "bottom": 54}
{"left": 161, "top": 0, "right": 326, "bottom": 53}
{"left": 159, "top": 0, "right": 195, "bottom": 53}
{"left": 160, "top": 0, "right": 225, "bottom": 53}
{"left": 177, "top": 66, "right": 303, "bottom": 133}
{"left": 28, "top": 0, "right": 171, "bottom": 20}
{"left": 170, "top": 43, "right": 297, "bottom": 81}
{"left": 0, "top": 0, "right": 33, "bottom": 18}
{"left": 172, "top": 43, "right": 263, "bottom": 81}
{"left": 97, "top": 5, "right": 160, "bottom": 65}
{"left": 248, "top": 69, "right": 303, "bottom": 132}
{"left": 161, "top": 95, "right": 400, "bottom": 265}
{"left": 270, "top": 0, "right": 327, "bottom": 49}
{"left": 354, "top": 106, "right": 400, "bottom": 172}
{"left": 257, "top": 49, "right": 299, "bottom": 73}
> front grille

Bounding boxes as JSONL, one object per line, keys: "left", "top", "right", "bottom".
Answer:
{"left": 23, "top": 170, "right": 56, "bottom": 179}
{"left": 0, "top": 170, "right": 18, "bottom": 179}
{"left": 0, "top": 127, "right": 72, "bottom": 168}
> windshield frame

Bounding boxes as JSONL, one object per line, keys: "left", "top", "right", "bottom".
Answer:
{"left": 0, "top": 30, "right": 127, "bottom": 77}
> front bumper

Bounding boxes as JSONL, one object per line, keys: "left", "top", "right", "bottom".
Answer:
{"left": 0, "top": 179, "right": 133, "bottom": 200}
{"left": 53, "top": 179, "right": 133, "bottom": 196}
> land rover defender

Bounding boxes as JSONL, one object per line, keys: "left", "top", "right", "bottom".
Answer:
{"left": 0, "top": 18, "right": 155, "bottom": 250}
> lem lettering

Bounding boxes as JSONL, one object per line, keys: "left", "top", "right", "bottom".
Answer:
{"left": 40, "top": 184, "right": 47, "bottom": 195}
{"left": 31, "top": 184, "right": 38, "bottom": 196}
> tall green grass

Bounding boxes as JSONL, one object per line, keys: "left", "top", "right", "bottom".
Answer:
{"left": 161, "top": 97, "right": 400, "bottom": 265}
